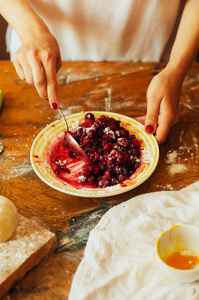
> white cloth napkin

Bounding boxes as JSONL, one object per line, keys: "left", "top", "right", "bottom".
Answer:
{"left": 69, "top": 181, "right": 199, "bottom": 300}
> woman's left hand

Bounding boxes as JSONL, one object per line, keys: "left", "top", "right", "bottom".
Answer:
{"left": 135, "top": 66, "right": 182, "bottom": 144}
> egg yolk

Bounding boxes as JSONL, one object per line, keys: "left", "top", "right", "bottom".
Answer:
{"left": 165, "top": 250, "right": 199, "bottom": 270}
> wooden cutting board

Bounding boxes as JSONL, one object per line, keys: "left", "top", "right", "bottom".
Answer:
{"left": 0, "top": 214, "right": 57, "bottom": 299}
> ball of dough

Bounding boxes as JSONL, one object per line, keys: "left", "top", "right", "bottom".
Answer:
{"left": 0, "top": 196, "right": 19, "bottom": 243}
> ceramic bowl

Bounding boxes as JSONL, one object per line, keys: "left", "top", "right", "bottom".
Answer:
{"left": 155, "top": 224, "right": 199, "bottom": 283}
{"left": 30, "top": 111, "right": 159, "bottom": 197}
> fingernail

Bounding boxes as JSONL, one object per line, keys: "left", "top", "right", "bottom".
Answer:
{"left": 52, "top": 102, "right": 58, "bottom": 110}
{"left": 145, "top": 125, "right": 154, "bottom": 134}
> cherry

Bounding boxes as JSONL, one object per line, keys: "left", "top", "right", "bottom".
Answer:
{"left": 62, "top": 113, "right": 141, "bottom": 188}
{"left": 84, "top": 119, "right": 94, "bottom": 127}
{"left": 98, "top": 177, "right": 111, "bottom": 188}
{"left": 133, "top": 138, "right": 141, "bottom": 148}
{"left": 117, "top": 137, "right": 129, "bottom": 148}
{"left": 85, "top": 112, "right": 95, "bottom": 121}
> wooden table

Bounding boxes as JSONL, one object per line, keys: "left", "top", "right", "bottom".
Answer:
{"left": 0, "top": 61, "right": 199, "bottom": 299}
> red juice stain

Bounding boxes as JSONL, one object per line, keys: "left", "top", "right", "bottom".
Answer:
{"left": 45, "top": 135, "right": 94, "bottom": 189}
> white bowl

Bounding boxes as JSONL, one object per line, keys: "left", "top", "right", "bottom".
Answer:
{"left": 155, "top": 224, "right": 199, "bottom": 283}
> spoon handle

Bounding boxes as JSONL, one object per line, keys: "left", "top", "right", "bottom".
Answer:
{"left": 58, "top": 108, "right": 69, "bottom": 132}
{"left": 58, "top": 108, "right": 90, "bottom": 164}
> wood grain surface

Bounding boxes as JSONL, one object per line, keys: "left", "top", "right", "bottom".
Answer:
{"left": 0, "top": 61, "right": 199, "bottom": 299}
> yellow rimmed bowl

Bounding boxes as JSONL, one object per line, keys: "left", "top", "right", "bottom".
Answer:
{"left": 30, "top": 111, "right": 159, "bottom": 197}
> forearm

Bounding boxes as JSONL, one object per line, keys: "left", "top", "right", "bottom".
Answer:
{"left": 144, "top": 0, "right": 199, "bottom": 144}
{"left": 167, "top": 0, "right": 199, "bottom": 81}
{"left": 0, "top": 0, "right": 49, "bottom": 43}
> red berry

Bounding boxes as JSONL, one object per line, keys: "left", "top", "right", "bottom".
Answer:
{"left": 83, "top": 119, "right": 94, "bottom": 128}
{"left": 104, "top": 171, "right": 112, "bottom": 180}
{"left": 62, "top": 113, "right": 142, "bottom": 188}
{"left": 133, "top": 138, "right": 140, "bottom": 148}
{"left": 117, "top": 137, "right": 129, "bottom": 148}
{"left": 85, "top": 112, "right": 95, "bottom": 121}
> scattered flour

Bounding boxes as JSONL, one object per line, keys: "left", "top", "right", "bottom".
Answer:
{"left": 169, "top": 163, "right": 187, "bottom": 175}
{"left": 165, "top": 184, "right": 173, "bottom": 190}
{"left": 154, "top": 183, "right": 174, "bottom": 191}
{"left": 166, "top": 150, "right": 187, "bottom": 175}
{"left": 167, "top": 151, "right": 178, "bottom": 164}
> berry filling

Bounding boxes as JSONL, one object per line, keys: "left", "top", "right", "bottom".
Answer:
{"left": 54, "top": 113, "right": 141, "bottom": 188}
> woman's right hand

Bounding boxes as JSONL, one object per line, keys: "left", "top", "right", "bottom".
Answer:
{"left": 0, "top": 0, "right": 62, "bottom": 109}
{"left": 13, "top": 28, "right": 62, "bottom": 110}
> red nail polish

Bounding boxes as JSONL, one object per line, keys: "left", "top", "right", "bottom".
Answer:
{"left": 52, "top": 102, "right": 58, "bottom": 110}
{"left": 145, "top": 125, "right": 154, "bottom": 134}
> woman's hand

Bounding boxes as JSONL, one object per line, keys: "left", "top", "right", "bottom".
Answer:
{"left": 136, "top": 66, "right": 182, "bottom": 144}
{"left": 137, "top": 0, "right": 199, "bottom": 144}
{"left": 0, "top": 0, "right": 62, "bottom": 110}
{"left": 13, "top": 29, "right": 62, "bottom": 110}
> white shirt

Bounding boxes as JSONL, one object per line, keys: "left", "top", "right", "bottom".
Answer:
{"left": 6, "top": 0, "right": 182, "bottom": 62}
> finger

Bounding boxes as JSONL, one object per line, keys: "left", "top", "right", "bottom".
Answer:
{"left": 31, "top": 63, "right": 48, "bottom": 99}
{"left": 56, "top": 55, "right": 62, "bottom": 72}
{"left": 134, "top": 115, "right": 146, "bottom": 125}
{"left": 155, "top": 114, "right": 171, "bottom": 144}
{"left": 13, "top": 51, "right": 33, "bottom": 84}
{"left": 23, "top": 64, "right": 34, "bottom": 85}
{"left": 145, "top": 93, "right": 161, "bottom": 135}
{"left": 13, "top": 61, "right": 25, "bottom": 81}
{"left": 43, "top": 59, "right": 59, "bottom": 110}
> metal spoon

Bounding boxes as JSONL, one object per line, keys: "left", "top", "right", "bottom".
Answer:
{"left": 58, "top": 108, "right": 89, "bottom": 164}
{"left": 0, "top": 141, "right": 3, "bottom": 154}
